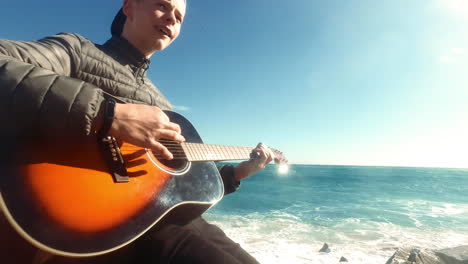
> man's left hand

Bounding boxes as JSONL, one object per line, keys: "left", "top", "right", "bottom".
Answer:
{"left": 234, "top": 143, "right": 275, "bottom": 181}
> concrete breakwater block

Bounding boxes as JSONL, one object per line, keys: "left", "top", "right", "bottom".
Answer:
{"left": 385, "top": 248, "right": 441, "bottom": 264}
{"left": 435, "top": 246, "right": 468, "bottom": 264}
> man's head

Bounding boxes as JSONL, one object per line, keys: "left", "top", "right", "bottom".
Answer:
{"left": 113, "top": 0, "right": 186, "bottom": 57}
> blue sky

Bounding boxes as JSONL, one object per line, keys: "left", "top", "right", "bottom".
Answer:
{"left": 2, "top": 0, "right": 468, "bottom": 168}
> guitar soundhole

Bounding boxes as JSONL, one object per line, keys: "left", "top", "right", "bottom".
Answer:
{"left": 152, "top": 152, "right": 189, "bottom": 171}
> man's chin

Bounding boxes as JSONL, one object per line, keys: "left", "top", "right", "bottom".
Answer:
{"left": 151, "top": 39, "right": 171, "bottom": 52}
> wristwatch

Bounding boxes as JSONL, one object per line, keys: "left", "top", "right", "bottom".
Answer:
{"left": 98, "top": 98, "right": 116, "bottom": 137}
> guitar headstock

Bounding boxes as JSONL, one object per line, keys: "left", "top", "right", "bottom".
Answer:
{"left": 270, "top": 148, "right": 289, "bottom": 174}
{"left": 250, "top": 145, "right": 289, "bottom": 173}
{"left": 270, "top": 148, "right": 288, "bottom": 166}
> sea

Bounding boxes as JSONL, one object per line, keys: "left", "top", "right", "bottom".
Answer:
{"left": 203, "top": 164, "right": 468, "bottom": 264}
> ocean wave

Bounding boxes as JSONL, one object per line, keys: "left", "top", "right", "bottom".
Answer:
{"left": 205, "top": 165, "right": 468, "bottom": 263}
{"left": 430, "top": 203, "right": 468, "bottom": 216}
{"left": 203, "top": 212, "right": 468, "bottom": 264}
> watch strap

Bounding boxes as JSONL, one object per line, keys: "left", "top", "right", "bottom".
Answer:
{"left": 98, "top": 98, "right": 116, "bottom": 137}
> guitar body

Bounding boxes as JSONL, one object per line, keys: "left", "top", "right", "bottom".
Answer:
{"left": 0, "top": 111, "right": 224, "bottom": 257}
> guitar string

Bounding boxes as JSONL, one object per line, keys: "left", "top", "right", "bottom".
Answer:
{"left": 111, "top": 137, "right": 285, "bottom": 161}
{"left": 121, "top": 148, "right": 251, "bottom": 156}
{"left": 118, "top": 146, "right": 286, "bottom": 162}
{"left": 122, "top": 139, "right": 280, "bottom": 154}
{"left": 118, "top": 139, "right": 256, "bottom": 160}
{"left": 120, "top": 147, "right": 250, "bottom": 160}
{"left": 121, "top": 147, "right": 252, "bottom": 153}
{"left": 118, "top": 147, "right": 283, "bottom": 161}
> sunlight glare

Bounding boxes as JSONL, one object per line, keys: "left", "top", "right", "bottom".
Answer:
{"left": 278, "top": 164, "right": 289, "bottom": 174}
{"left": 439, "top": 0, "right": 468, "bottom": 16}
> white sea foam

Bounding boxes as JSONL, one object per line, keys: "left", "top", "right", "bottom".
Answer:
{"left": 399, "top": 199, "right": 468, "bottom": 216}
{"left": 204, "top": 212, "right": 468, "bottom": 264}
{"left": 430, "top": 203, "right": 467, "bottom": 216}
{"left": 204, "top": 165, "right": 468, "bottom": 263}
{"left": 379, "top": 199, "right": 468, "bottom": 228}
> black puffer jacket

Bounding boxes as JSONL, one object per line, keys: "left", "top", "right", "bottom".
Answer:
{"left": 0, "top": 33, "right": 171, "bottom": 139}
{"left": 0, "top": 32, "right": 239, "bottom": 193}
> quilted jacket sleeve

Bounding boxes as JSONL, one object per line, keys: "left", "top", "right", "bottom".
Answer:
{"left": 218, "top": 164, "right": 240, "bottom": 195}
{"left": 0, "top": 33, "right": 105, "bottom": 139}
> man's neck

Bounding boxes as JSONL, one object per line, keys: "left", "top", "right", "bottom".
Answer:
{"left": 120, "top": 32, "right": 154, "bottom": 59}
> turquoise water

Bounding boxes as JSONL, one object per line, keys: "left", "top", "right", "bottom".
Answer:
{"left": 204, "top": 165, "right": 468, "bottom": 263}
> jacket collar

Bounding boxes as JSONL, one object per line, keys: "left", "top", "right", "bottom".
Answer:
{"left": 102, "top": 35, "right": 150, "bottom": 70}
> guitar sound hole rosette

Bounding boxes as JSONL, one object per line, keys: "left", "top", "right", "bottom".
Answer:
{"left": 147, "top": 149, "right": 191, "bottom": 176}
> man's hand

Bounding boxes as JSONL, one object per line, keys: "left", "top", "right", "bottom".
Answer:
{"left": 108, "top": 103, "right": 185, "bottom": 160}
{"left": 234, "top": 143, "right": 275, "bottom": 181}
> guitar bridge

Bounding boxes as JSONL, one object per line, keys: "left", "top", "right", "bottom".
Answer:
{"left": 98, "top": 136, "right": 129, "bottom": 183}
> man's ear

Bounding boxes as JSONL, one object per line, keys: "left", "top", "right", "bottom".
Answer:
{"left": 122, "top": 0, "right": 133, "bottom": 21}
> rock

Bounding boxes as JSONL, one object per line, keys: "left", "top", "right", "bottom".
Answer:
{"left": 435, "top": 245, "right": 468, "bottom": 264}
{"left": 318, "top": 243, "right": 331, "bottom": 253}
{"left": 339, "top": 256, "right": 348, "bottom": 262}
{"left": 385, "top": 251, "right": 397, "bottom": 264}
{"left": 385, "top": 248, "right": 441, "bottom": 264}
{"left": 409, "top": 249, "right": 421, "bottom": 262}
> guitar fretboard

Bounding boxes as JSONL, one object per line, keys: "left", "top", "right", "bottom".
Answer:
{"left": 181, "top": 143, "right": 252, "bottom": 162}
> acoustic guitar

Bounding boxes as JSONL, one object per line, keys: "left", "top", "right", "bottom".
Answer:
{"left": 0, "top": 111, "right": 287, "bottom": 257}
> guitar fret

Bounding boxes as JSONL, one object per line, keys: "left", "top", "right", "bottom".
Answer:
{"left": 220, "top": 145, "right": 225, "bottom": 161}
{"left": 199, "top": 144, "right": 206, "bottom": 161}
{"left": 204, "top": 145, "right": 211, "bottom": 159}
{"left": 181, "top": 143, "right": 188, "bottom": 160}
{"left": 188, "top": 143, "right": 193, "bottom": 161}
{"left": 193, "top": 143, "right": 200, "bottom": 161}
{"left": 239, "top": 147, "right": 244, "bottom": 159}
{"left": 231, "top": 147, "right": 236, "bottom": 160}
{"left": 219, "top": 145, "right": 226, "bottom": 161}
{"left": 238, "top": 147, "right": 243, "bottom": 159}
{"left": 186, "top": 143, "right": 193, "bottom": 161}
{"left": 220, "top": 145, "right": 226, "bottom": 160}
{"left": 226, "top": 145, "right": 232, "bottom": 160}
{"left": 198, "top": 144, "right": 204, "bottom": 161}
{"left": 236, "top": 147, "right": 241, "bottom": 159}
{"left": 208, "top": 144, "right": 214, "bottom": 160}
{"left": 207, "top": 144, "right": 212, "bottom": 160}
{"left": 199, "top": 144, "right": 205, "bottom": 161}
{"left": 182, "top": 143, "right": 258, "bottom": 162}
{"left": 212, "top": 145, "right": 218, "bottom": 161}
{"left": 227, "top": 145, "right": 234, "bottom": 160}
{"left": 239, "top": 148, "right": 247, "bottom": 158}
{"left": 207, "top": 145, "right": 212, "bottom": 160}
{"left": 212, "top": 145, "right": 217, "bottom": 159}
{"left": 191, "top": 143, "right": 197, "bottom": 161}
{"left": 243, "top": 147, "right": 250, "bottom": 159}
{"left": 217, "top": 145, "right": 222, "bottom": 160}
{"left": 197, "top": 144, "right": 205, "bottom": 161}
{"left": 216, "top": 145, "right": 221, "bottom": 160}
{"left": 230, "top": 146, "right": 235, "bottom": 160}
{"left": 241, "top": 147, "right": 249, "bottom": 159}
{"left": 202, "top": 144, "right": 209, "bottom": 160}
{"left": 215, "top": 145, "right": 220, "bottom": 161}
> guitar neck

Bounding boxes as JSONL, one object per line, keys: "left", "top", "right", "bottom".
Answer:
{"left": 181, "top": 143, "right": 252, "bottom": 162}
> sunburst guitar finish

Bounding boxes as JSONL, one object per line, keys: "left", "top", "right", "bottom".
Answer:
{"left": 0, "top": 111, "right": 224, "bottom": 257}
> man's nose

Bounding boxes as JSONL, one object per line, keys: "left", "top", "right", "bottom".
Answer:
{"left": 165, "top": 13, "right": 176, "bottom": 25}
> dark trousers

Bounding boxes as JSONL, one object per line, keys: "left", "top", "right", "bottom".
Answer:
{"left": 133, "top": 217, "right": 260, "bottom": 264}
{"left": 47, "top": 217, "right": 260, "bottom": 264}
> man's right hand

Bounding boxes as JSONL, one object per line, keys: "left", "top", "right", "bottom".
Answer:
{"left": 108, "top": 103, "right": 185, "bottom": 160}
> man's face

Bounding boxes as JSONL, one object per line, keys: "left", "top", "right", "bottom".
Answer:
{"left": 123, "top": 0, "right": 186, "bottom": 55}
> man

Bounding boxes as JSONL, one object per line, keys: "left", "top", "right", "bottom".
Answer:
{"left": 0, "top": 0, "right": 273, "bottom": 263}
